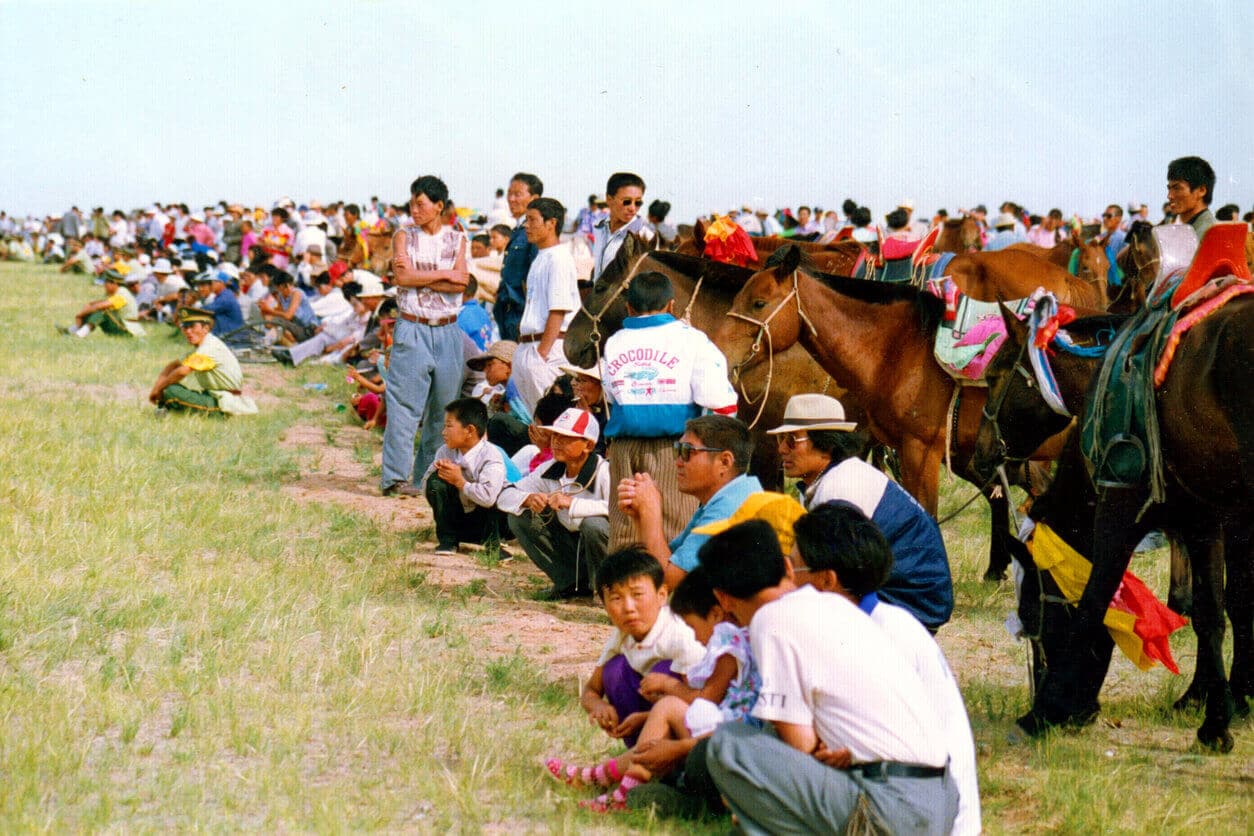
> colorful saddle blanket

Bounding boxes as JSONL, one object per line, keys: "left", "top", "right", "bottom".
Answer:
{"left": 929, "top": 277, "right": 1033, "bottom": 383}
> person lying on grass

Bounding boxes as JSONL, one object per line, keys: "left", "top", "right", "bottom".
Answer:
{"left": 548, "top": 565, "right": 761, "bottom": 812}
{"left": 570, "top": 547, "right": 705, "bottom": 753}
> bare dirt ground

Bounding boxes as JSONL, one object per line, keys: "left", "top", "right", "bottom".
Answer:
{"left": 261, "top": 364, "right": 612, "bottom": 684}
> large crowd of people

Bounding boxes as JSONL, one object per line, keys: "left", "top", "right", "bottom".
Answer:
{"left": 4, "top": 154, "right": 1245, "bottom": 830}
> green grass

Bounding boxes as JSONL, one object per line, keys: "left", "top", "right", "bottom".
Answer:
{"left": 1, "top": 263, "right": 1251, "bottom": 831}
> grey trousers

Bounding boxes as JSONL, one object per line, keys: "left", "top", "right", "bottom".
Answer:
{"left": 508, "top": 512, "right": 609, "bottom": 592}
{"left": 706, "top": 722, "right": 958, "bottom": 836}
{"left": 380, "top": 319, "right": 465, "bottom": 488}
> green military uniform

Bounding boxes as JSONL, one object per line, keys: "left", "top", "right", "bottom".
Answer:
{"left": 86, "top": 283, "right": 142, "bottom": 336}
{"left": 159, "top": 311, "right": 256, "bottom": 415}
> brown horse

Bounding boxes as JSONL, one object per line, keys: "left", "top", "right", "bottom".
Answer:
{"left": 564, "top": 235, "right": 851, "bottom": 489}
{"left": 364, "top": 229, "right": 394, "bottom": 277}
{"left": 946, "top": 247, "right": 1106, "bottom": 309}
{"left": 679, "top": 219, "right": 866, "bottom": 277}
{"left": 934, "top": 216, "right": 982, "bottom": 253}
{"left": 1008, "top": 231, "right": 1110, "bottom": 286}
{"left": 973, "top": 297, "right": 1254, "bottom": 751}
{"left": 714, "top": 244, "right": 1068, "bottom": 580}
{"left": 1109, "top": 220, "right": 1158, "bottom": 313}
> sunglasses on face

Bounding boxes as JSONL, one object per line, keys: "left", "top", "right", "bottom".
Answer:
{"left": 673, "top": 441, "right": 724, "bottom": 462}
{"left": 1102, "top": 213, "right": 1115, "bottom": 219}
{"left": 621, "top": 198, "right": 644, "bottom": 207}
{"left": 777, "top": 432, "right": 811, "bottom": 450}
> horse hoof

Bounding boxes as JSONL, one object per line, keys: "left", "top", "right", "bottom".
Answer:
{"left": 1173, "top": 690, "right": 1205, "bottom": 712}
{"left": 1195, "top": 728, "right": 1235, "bottom": 754}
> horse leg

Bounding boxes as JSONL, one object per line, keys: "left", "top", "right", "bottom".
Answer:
{"left": 1025, "top": 484, "right": 1145, "bottom": 734}
{"left": 1168, "top": 538, "right": 1193, "bottom": 616}
{"left": 1186, "top": 529, "right": 1235, "bottom": 752}
{"left": 982, "top": 485, "right": 1011, "bottom": 582}
{"left": 898, "top": 437, "right": 941, "bottom": 517}
{"left": 1223, "top": 523, "right": 1253, "bottom": 718}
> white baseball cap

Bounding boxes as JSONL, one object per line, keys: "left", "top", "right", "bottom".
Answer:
{"left": 545, "top": 408, "right": 600, "bottom": 443}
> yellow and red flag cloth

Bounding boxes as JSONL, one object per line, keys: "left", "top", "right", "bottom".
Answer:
{"left": 1027, "top": 522, "right": 1188, "bottom": 673}
{"left": 703, "top": 216, "right": 758, "bottom": 266}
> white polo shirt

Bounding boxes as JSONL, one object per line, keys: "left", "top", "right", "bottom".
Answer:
{"left": 518, "top": 243, "right": 579, "bottom": 337}
{"left": 749, "top": 585, "right": 947, "bottom": 767}
{"left": 596, "top": 605, "right": 705, "bottom": 676}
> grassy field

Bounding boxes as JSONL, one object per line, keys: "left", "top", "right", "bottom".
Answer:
{"left": 1, "top": 262, "right": 1251, "bottom": 832}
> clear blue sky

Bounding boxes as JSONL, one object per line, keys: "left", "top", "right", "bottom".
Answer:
{"left": 2, "top": 0, "right": 1251, "bottom": 222}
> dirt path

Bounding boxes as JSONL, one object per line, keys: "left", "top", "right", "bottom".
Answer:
{"left": 257, "top": 363, "right": 612, "bottom": 683}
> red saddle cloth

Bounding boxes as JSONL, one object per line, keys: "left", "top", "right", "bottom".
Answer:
{"left": 1171, "top": 221, "right": 1252, "bottom": 308}
{"left": 880, "top": 236, "right": 920, "bottom": 261}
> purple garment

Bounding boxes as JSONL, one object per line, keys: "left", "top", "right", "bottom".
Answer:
{"left": 601, "top": 655, "right": 677, "bottom": 747}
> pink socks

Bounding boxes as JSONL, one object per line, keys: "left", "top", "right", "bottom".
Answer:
{"left": 545, "top": 757, "right": 621, "bottom": 788}
{"left": 580, "top": 774, "right": 643, "bottom": 812}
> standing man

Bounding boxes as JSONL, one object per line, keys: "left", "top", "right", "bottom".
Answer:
{"left": 1100, "top": 204, "right": 1126, "bottom": 254}
{"left": 1166, "top": 156, "right": 1216, "bottom": 240}
{"left": 493, "top": 172, "right": 543, "bottom": 341}
{"left": 591, "top": 172, "right": 652, "bottom": 280}
{"left": 380, "top": 175, "right": 470, "bottom": 497}
{"left": 511, "top": 197, "right": 580, "bottom": 416}
{"left": 601, "top": 271, "right": 739, "bottom": 548}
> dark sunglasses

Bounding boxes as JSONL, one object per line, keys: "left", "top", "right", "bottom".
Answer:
{"left": 777, "top": 432, "right": 810, "bottom": 450}
{"left": 621, "top": 198, "right": 644, "bottom": 207}
{"left": 673, "top": 441, "right": 724, "bottom": 462}
{"left": 1101, "top": 213, "right": 1115, "bottom": 219}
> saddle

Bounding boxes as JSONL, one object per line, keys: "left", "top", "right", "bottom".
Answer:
{"left": 1082, "top": 222, "right": 1253, "bottom": 499}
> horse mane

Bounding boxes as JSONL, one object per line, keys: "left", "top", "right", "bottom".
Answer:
{"left": 1063, "top": 313, "right": 1128, "bottom": 346}
{"left": 647, "top": 249, "right": 755, "bottom": 285}
{"left": 763, "top": 245, "right": 946, "bottom": 334}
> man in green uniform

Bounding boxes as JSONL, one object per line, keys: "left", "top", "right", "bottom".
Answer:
{"left": 62, "top": 269, "right": 143, "bottom": 337}
{"left": 148, "top": 307, "right": 257, "bottom": 415}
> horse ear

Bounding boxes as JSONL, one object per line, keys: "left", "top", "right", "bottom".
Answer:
{"left": 777, "top": 243, "right": 802, "bottom": 277}
{"left": 693, "top": 219, "right": 707, "bottom": 255}
{"left": 999, "top": 301, "right": 1027, "bottom": 343}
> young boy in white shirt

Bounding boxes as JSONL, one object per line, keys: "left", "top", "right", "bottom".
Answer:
{"left": 420, "top": 397, "right": 507, "bottom": 555}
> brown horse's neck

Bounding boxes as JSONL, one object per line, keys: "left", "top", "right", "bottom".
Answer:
{"left": 792, "top": 273, "right": 948, "bottom": 426}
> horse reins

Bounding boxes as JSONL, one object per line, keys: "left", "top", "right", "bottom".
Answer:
{"left": 725, "top": 268, "right": 818, "bottom": 428}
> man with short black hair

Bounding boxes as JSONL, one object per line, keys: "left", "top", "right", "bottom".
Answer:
{"left": 511, "top": 196, "right": 579, "bottom": 415}
{"left": 494, "top": 172, "right": 543, "bottom": 340}
{"left": 591, "top": 172, "right": 651, "bottom": 280}
{"left": 601, "top": 271, "right": 739, "bottom": 550}
{"left": 700, "top": 519, "right": 958, "bottom": 836}
{"left": 1101, "top": 204, "right": 1126, "bottom": 253}
{"left": 618, "top": 414, "right": 760, "bottom": 589}
{"left": 1166, "top": 156, "right": 1216, "bottom": 239}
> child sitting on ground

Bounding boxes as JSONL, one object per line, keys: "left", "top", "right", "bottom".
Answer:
{"left": 548, "top": 565, "right": 760, "bottom": 812}
{"left": 348, "top": 360, "right": 386, "bottom": 430}
{"left": 569, "top": 548, "right": 705, "bottom": 752}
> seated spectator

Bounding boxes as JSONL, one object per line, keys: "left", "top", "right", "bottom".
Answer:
{"left": 348, "top": 360, "right": 387, "bottom": 430}
{"left": 985, "top": 212, "right": 1026, "bottom": 251}
{"left": 193, "top": 270, "right": 246, "bottom": 342}
{"left": 768, "top": 393, "right": 953, "bottom": 630}
{"left": 576, "top": 547, "right": 706, "bottom": 749}
{"left": 458, "top": 275, "right": 494, "bottom": 351}
{"left": 420, "top": 397, "right": 508, "bottom": 556}
{"left": 466, "top": 340, "right": 517, "bottom": 408}
{"left": 498, "top": 407, "right": 610, "bottom": 600}
{"left": 147, "top": 307, "right": 258, "bottom": 416}
{"left": 700, "top": 520, "right": 958, "bottom": 835}
{"left": 508, "top": 381, "right": 576, "bottom": 474}
{"left": 562, "top": 362, "right": 607, "bottom": 456}
{"left": 272, "top": 273, "right": 390, "bottom": 366}
{"left": 309, "top": 270, "right": 352, "bottom": 321}
{"left": 260, "top": 271, "right": 319, "bottom": 343}
{"left": 295, "top": 244, "right": 329, "bottom": 289}
{"left": 59, "top": 238, "right": 96, "bottom": 275}
{"left": 60, "top": 269, "right": 144, "bottom": 338}
{"left": 793, "top": 501, "right": 980, "bottom": 835}
{"left": 617, "top": 415, "right": 761, "bottom": 588}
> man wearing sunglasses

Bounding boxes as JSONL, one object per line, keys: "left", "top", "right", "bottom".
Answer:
{"left": 590, "top": 171, "right": 654, "bottom": 281}
{"left": 618, "top": 415, "right": 761, "bottom": 589}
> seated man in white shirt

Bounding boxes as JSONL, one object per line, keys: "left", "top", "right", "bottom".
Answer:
{"left": 497, "top": 408, "right": 610, "bottom": 600}
{"left": 700, "top": 519, "right": 959, "bottom": 835}
{"left": 420, "top": 398, "right": 508, "bottom": 556}
{"left": 793, "top": 501, "right": 980, "bottom": 836}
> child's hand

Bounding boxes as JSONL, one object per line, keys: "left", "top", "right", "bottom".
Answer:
{"left": 610, "top": 711, "right": 648, "bottom": 740}
{"left": 812, "top": 741, "right": 852, "bottom": 769}
{"left": 638, "top": 672, "right": 675, "bottom": 701}
{"left": 434, "top": 459, "right": 466, "bottom": 489}
{"left": 588, "top": 700, "right": 618, "bottom": 732}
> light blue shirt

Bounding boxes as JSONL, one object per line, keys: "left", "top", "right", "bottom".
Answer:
{"left": 668, "top": 474, "right": 764, "bottom": 572}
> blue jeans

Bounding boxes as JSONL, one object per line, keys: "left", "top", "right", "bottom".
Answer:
{"left": 381, "top": 319, "right": 465, "bottom": 488}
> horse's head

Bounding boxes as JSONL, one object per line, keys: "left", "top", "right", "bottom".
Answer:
{"left": 564, "top": 233, "right": 652, "bottom": 368}
{"left": 972, "top": 303, "right": 1062, "bottom": 480}
{"left": 715, "top": 243, "right": 806, "bottom": 382}
{"left": 960, "top": 215, "right": 983, "bottom": 251}
{"left": 1070, "top": 232, "right": 1110, "bottom": 307}
{"left": 1111, "top": 220, "right": 1157, "bottom": 313}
